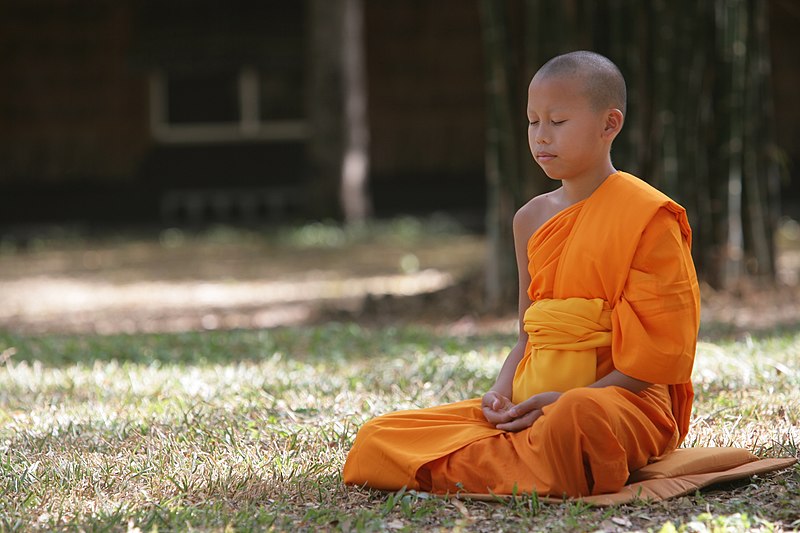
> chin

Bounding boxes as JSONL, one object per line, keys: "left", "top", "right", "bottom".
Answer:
{"left": 541, "top": 170, "right": 564, "bottom": 181}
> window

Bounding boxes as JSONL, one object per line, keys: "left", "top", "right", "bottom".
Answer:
{"left": 149, "top": 67, "right": 306, "bottom": 143}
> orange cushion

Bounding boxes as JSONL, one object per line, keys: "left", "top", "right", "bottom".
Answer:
{"left": 628, "top": 447, "right": 757, "bottom": 482}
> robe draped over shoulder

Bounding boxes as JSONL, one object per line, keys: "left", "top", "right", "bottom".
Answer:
{"left": 546, "top": 172, "right": 699, "bottom": 439}
{"left": 343, "top": 171, "right": 700, "bottom": 496}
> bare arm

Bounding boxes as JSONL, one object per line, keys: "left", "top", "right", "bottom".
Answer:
{"left": 490, "top": 208, "right": 534, "bottom": 398}
{"left": 482, "top": 208, "right": 534, "bottom": 425}
{"left": 588, "top": 369, "right": 651, "bottom": 393}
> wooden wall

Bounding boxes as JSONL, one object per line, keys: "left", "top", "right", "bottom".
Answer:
{"left": 0, "top": 0, "right": 149, "bottom": 185}
{"left": 365, "top": 1, "right": 487, "bottom": 213}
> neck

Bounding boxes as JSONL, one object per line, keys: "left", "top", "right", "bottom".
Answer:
{"left": 560, "top": 163, "right": 617, "bottom": 203}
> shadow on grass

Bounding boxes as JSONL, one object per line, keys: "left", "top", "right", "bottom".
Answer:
{"left": 0, "top": 321, "right": 516, "bottom": 368}
{"left": 4, "top": 305, "right": 800, "bottom": 368}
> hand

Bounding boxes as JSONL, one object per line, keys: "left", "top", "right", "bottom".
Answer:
{"left": 496, "top": 391, "right": 562, "bottom": 432}
{"left": 481, "top": 391, "right": 516, "bottom": 426}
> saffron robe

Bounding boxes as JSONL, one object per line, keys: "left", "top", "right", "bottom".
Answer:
{"left": 343, "top": 172, "right": 701, "bottom": 497}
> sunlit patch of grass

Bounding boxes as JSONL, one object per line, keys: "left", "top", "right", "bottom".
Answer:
{"left": 0, "top": 323, "right": 798, "bottom": 531}
{"left": 687, "top": 333, "right": 800, "bottom": 456}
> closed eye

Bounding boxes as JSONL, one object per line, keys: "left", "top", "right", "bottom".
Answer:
{"left": 552, "top": 120, "right": 566, "bottom": 126}
{"left": 529, "top": 120, "right": 539, "bottom": 126}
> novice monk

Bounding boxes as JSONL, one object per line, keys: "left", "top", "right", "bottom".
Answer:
{"left": 343, "top": 51, "right": 700, "bottom": 497}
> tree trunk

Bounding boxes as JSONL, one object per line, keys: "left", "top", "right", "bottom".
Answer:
{"left": 307, "top": 0, "right": 371, "bottom": 223}
{"left": 720, "top": 0, "right": 747, "bottom": 288}
{"left": 307, "top": 0, "right": 345, "bottom": 219}
{"left": 742, "top": 0, "right": 777, "bottom": 281}
{"left": 340, "top": 0, "right": 372, "bottom": 225}
{"left": 479, "top": 0, "right": 522, "bottom": 311}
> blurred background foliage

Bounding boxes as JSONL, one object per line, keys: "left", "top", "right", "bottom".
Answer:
{"left": 481, "top": 0, "right": 793, "bottom": 302}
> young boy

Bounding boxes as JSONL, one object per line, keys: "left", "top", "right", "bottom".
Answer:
{"left": 343, "top": 51, "right": 700, "bottom": 497}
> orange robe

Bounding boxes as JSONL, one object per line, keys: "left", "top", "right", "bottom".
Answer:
{"left": 343, "top": 172, "right": 700, "bottom": 497}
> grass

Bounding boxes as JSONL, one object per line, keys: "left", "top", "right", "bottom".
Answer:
{"left": 0, "top": 324, "right": 798, "bottom": 531}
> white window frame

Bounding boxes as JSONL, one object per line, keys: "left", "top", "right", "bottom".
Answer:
{"left": 149, "top": 66, "right": 307, "bottom": 144}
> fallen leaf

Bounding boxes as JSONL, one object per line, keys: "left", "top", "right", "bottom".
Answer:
{"left": 451, "top": 498, "right": 470, "bottom": 518}
{"left": 612, "top": 516, "right": 633, "bottom": 527}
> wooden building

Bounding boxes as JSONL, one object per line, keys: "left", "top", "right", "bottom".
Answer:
{"left": 0, "top": 0, "right": 486, "bottom": 227}
{"left": 0, "top": 0, "right": 797, "bottom": 227}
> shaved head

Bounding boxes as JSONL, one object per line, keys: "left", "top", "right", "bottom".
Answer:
{"left": 534, "top": 51, "right": 627, "bottom": 116}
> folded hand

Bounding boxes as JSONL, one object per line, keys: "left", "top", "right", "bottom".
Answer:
{"left": 495, "top": 391, "right": 562, "bottom": 432}
{"left": 481, "top": 390, "right": 516, "bottom": 425}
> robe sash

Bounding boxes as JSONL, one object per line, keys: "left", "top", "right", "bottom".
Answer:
{"left": 513, "top": 297, "right": 612, "bottom": 403}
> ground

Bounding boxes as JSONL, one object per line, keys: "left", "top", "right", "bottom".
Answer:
{"left": 0, "top": 218, "right": 798, "bottom": 532}
{"left": 1, "top": 218, "right": 800, "bottom": 337}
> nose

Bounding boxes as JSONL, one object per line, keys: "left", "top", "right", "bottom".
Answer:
{"left": 532, "top": 123, "right": 549, "bottom": 144}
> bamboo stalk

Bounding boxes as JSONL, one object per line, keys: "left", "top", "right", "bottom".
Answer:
{"left": 480, "top": 0, "right": 521, "bottom": 310}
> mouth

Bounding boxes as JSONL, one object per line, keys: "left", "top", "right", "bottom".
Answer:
{"left": 536, "top": 152, "right": 556, "bottom": 163}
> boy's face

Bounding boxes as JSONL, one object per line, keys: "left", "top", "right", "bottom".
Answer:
{"left": 527, "top": 74, "right": 612, "bottom": 182}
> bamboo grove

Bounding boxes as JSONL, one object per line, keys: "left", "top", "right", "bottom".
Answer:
{"left": 480, "top": 0, "right": 783, "bottom": 301}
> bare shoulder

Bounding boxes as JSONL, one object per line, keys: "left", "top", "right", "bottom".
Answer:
{"left": 513, "top": 189, "right": 565, "bottom": 241}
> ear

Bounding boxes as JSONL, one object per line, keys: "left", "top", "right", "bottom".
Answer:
{"left": 601, "top": 109, "right": 624, "bottom": 140}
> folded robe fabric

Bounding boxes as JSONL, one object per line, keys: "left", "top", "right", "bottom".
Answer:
{"left": 514, "top": 297, "right": 612, "bottom": 402}
{"left": 344, "top": 172, "right": 703, "bottom": 497}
